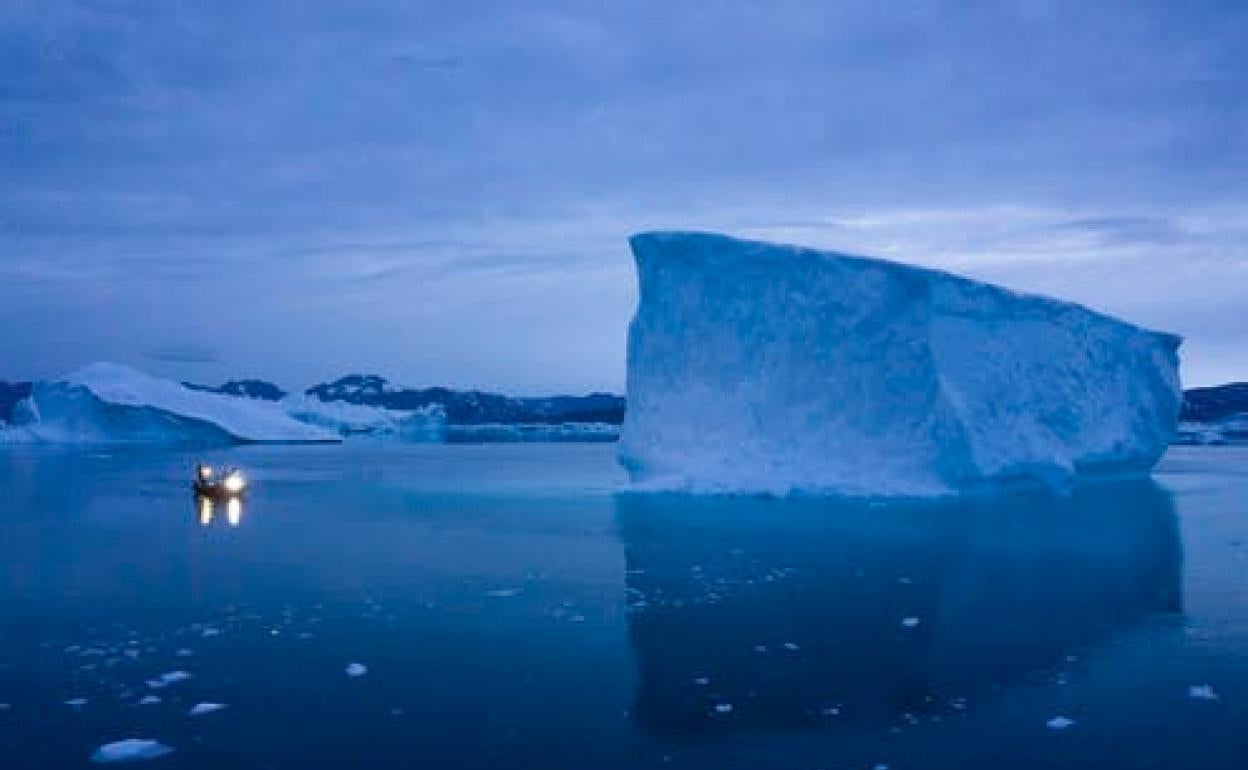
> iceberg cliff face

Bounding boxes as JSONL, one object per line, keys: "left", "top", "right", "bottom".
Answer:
{"left": 9, "top": 363, "right": 338, "bottom": 445}
{"left": 618, "top": 232, "right": 1181, "bottom": 496}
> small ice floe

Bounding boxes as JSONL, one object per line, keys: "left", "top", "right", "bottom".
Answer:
{"left": 1046, "top": 716, "right": 1075, "bottom": 730}
{"left": 345, "top": 663, "right": 368, "bottom": 677}
{"left": 65, "top": 698, "right": 89, "bottom": 708}
{"left": 713, "top": 703, "right": 733, "bottom": 714}
{"left": 1189, "top": 684, "right": 1219, "bottom": 701}
{"left": 188, "top": 702, "right": 226, "bottom": 717}
{"left": 753, "top": 644, "right": 768, "bottom": 653}
{"left": 201, "top": 628, "right": 221, "bottom": 638}
{"left": 900, "top": 617, "right": 920, "bottom": 629}
{"left": 138, "top": 696, "right": 161, "bottom": 706}
{"left": 484, "top": 589, "right": 521, "bottom": 598}
{"left": 91, "top": 739, "right": 174, "bottom": 764}
{"left": 175, "top": 649, "right": 193, "bottom": 658}
{"left": 782, "top": 642, "right": 801, "bottom": 651}
{"left": 692, "top": 677, "right": 711, "bottom": 686}
{"left": 146, "top": 671, "right": 193, "bottom": 689}
{"left": 821, "top": 706, "right": 841, "bottom": 716}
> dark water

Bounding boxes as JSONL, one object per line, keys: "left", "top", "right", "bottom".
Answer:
{"left": 1, "top": 443, "right": 1246, "bottom": 769}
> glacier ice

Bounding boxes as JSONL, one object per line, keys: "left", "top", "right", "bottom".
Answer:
{"left": 6, "top": 363, "right": 338, "bottom": 445}
{"left": 281, "top": 393, "right": 446, "bottom": 439}
{"left": 618, "top": 232, "right": 1182, "bottom": 495}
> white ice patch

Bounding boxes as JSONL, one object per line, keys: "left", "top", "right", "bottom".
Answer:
{"left": 1046, "top": 716, "right": 1076, "bottom": 730}
{"left": 1189, "top": 684, "right": 1219, "bottom": 700}
{"left": 900, "top": 617, "right": 920, "bottom": 628}
{"left": 345, "top": 663, "right": 368, "bottom": 677}
{"left": 146, "top": 671, "right": 192, "bottom": 689}
{"left": 618, "top": 232, "right": 1180, "bottom": 495}
{"left": 484, "top": 589, "right": 522, "bottom": 598}
{"left": 90, "top": 739, "right": 174, "bottom": 764}
{"left": 65, "top": 698, "right": 88, "bottom": 708}
{"left": 188, "top": 702, "right": 226, "bottom": 716}
{"left": 138, "top": 696, "right": 161, "bottom": 706}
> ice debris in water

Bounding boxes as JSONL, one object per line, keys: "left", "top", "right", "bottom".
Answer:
{"left": 484, "top": 589, "right": 522, "bottom": 598}
{"left": 714, "top": 703, "right": 733, "bottom": 714}
{"left": 900, "top": 617, "right": 920, "bottom": 628}
{"left": 1046, "top": 716, "right": 1075, "bottom": 730}
{"left": 65, "top": 698, "right": 88, "bottom": 708}
{"left": 188, "top": 702, "right": 227, "bottom": 716}
{"left": 146, "top": 671, "right": 192, "bottom": 688}
{"left": 90, "top": 739, "right": 175, "bottom": 763}
{"left": 138, "top": 696, "right": 161, "bottom": 706}
{"left": 346, "top": 663, "right": 368, "bottom": 677}
{"left": 1189, "top": 684, "right": 1219, "bottom": 700}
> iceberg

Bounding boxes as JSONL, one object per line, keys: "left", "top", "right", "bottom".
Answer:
{"left": 618, "top": 232, "right": 1181, "bottom": 495}
{"left": 6, "top": 363, "right": 338, "bottom": 445}
{"left": 281, "top": 394, "right": 446, "bottom": 439}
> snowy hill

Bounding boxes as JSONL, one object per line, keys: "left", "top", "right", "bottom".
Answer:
{"left": 618, "top": 231, "right": 1182, "bottom": 495}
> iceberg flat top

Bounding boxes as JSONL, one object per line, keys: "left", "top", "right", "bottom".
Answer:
{"left": 619, "top": 231, "right": 1182, "bottom": 496}
{"left": 51, "top": 363, "right": 338, "bottom": 444}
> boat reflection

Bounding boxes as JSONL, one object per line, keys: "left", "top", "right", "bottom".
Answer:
{"left": 196, "top": 493, "right": 244, "bottom": 528}
{"left": 616, "top": 480, "right": 1181, "bottom": 736}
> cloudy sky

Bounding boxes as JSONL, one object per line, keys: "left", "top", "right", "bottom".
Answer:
{"left": 2, "top": 0, "right": 1245, "bottom": 392}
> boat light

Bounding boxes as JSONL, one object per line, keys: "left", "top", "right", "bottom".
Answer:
{"left": 223, "top": 472, "right": 246, "bottom": 494}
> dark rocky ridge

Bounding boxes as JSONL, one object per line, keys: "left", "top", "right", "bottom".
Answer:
{"left": 1181, "top": 382, "right": 1248, "bottom": 423}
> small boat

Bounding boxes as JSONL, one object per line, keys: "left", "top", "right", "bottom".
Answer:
{"left": 193, "top": 464, "right": 247, "bottom": 498}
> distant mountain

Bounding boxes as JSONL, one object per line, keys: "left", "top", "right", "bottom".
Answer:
{"left": 184, "top": 379, "right": 288, "bottom": 401}
{"left": 1181, "top": 382, "right": 1248, "bottom": 423}
{"left": 0, "top": 381, "right": 32, "bottom": 423}
{"left": 305, "top": 374, "right": 625, "bottom": 425}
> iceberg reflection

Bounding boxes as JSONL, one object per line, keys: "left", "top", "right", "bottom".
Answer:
{"left": 616, "top": 481, "right": 1181, "bottom": 736}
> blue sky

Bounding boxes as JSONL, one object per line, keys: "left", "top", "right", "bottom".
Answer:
{"left": 2, "top": 0, "right": 1246, "bottom": 391}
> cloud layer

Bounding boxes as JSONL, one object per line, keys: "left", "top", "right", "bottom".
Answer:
{"left": 2, "top": 1, "right": 1246, "bottom": 389}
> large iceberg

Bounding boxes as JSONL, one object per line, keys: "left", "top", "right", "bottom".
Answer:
{"left": 7, "top": 363, "right": 338, "bottom": 444}
{"left": 618, "top": 232, "right": 1182, "bottom": 496}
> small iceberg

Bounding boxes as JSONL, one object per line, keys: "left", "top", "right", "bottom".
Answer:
{"left": 188, "top": 702, "right": 227, "bottom": 717}
{"left": 1189, "top": 684, "right": 1219, "bottom": 700}
{"left": 345, "top": 662, "right": 368, "bottom": 677}
{"left": 90, "top": 739, "right": 174, "bottom": 764}
{"left": 1046, "top": 716, "right": 1076, "bottom": 730}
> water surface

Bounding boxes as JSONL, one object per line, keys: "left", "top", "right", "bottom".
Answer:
{"left": 1, "top": 444, "right": 1246, "bottom": 768}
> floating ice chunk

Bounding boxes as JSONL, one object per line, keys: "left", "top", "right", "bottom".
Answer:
{"left": 692, "top": 677, "right": 710, "bottom": 686}
{"left": 146, "top": 671, "right": 192, "bottom": 689}
{"left": 188, "top": 702, "right": 227, "bottom": 717}
{"left": 1046, "top": 716, "right": 1075, "bottom": 730}
{"left": 484, "top": 589, "right": 522, "bottom": 598}
{"left": 714, "top": 703, "right": 733, "bottom": 714}
{"left": 90, "top": 739, "right": 174, "bottom": 763}
{"left": 65, "top": 698, "right": 88, "bottom": 708}
{"left": 201, "top": 628, "right": 220, "bottom": 638}
{"left": 783, "top": 642, "right": 801, "bottom": 651}
{"left": 345, "top": 663, "right": 368, "bottom": 677}
{"left": 14, "top": 363, "right": 337, "bottom": 445}
{"left": 900, "top": 617, "right": 920, "bottom": 628}
{"left": 138, "top": 696, "right": 161, "bottom": 706}
{"left": 1189, "top": 684, "right": 1219, "bottom": 700}
{"left": 618, "top": 232, "right": 1181, "bottom": 495}
{"left": 175, "top": 649, "right": 194, "bottom": 657}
